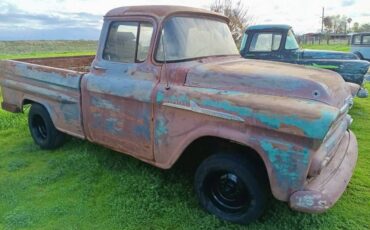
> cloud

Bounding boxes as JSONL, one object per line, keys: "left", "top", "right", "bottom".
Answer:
{"left": 1, "top": 0, "right": 370, "bottom": 40}
{"left": 0, "top": 27, "right": 101, "bottom": 40}
{"left": 341, "top": 0, "right": 356, "bottom": 7}
{"left": 0, "top": 2, "right": 102, "bottom": 40}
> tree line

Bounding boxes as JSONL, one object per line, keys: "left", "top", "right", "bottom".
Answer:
{"left": 323, "top": 15, "right": 370, "bottom": 34}
{"left": 209, "top": 0, "right": 370, "bottom": 44}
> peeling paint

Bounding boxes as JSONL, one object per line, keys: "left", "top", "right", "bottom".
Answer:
{"left": 260, "top": 139, "right": 310, "bottom": 189}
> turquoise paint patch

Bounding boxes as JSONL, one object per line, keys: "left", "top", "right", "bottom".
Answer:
{"left": 199, "top": 98, "right": 336, "bottom": 139}
{"left": 260, "top": 139, "right": 310, "bottom": 188}
{"left": 190, "top": 88, "right": 246, "bottom": 97}
{"left": 155, "top": 117, "right": 168, "bottom": 143}
{"left": 312, "top": 63, "right": 339, "bottom": 70}
{"left": 256, "top": 110, "right": 336, "bottom": 138}
{"left": 200, "top": 99, "right": 253, "bottom": 117}
{"left": 159, "top": 88, "right": 336, "bottom": 140}
{"left": 156, "top": 91, "right": 165, "bottom": 103}
{"left": 87, "top": 75, "right": 153, "bottom": 103}
{"left": 60, "top": 104, "right": 80, "bottom": 122}
{"left": 134, "top": 125, "right": 150, "bottom": 140}
{"left": 168, "top": 94, "right": 189, "bottom": 104}
{"left": 105, "top": 118, "right": 122, "bottom": 135}
{"left": 133, "top": 111, "right": 151, "bottom": 141}
{"left": 91, "top": 96, "right": 119, "bottom": 112}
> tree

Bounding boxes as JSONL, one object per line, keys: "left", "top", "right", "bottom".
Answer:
{"left": 347, "top": 18, "right": 352, "bottom": 32}
{"left": 323, "top": 15, "right": 348, "bottom": 34}
{"left": 210, "top": 0, "right": 252, "bottom": 45}
{"left": 352, "top": 23, "right": 370, "bottom": 33}
{"left": 323, "top": 16, "right": 333, "bottom": 32}
{"left": 359, "top": 23, "right": 370, "bottom": 32}
{"left": 353, "top": 22, "right": 360, "bottom": 32}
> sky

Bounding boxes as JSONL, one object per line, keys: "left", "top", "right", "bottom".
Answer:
{"left": 0, "top": 0, "right": 369, "bottom": 40}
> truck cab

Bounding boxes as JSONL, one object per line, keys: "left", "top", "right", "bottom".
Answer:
{"left": 351, "top": 32, "right": 370, "bottom": 61}
{"left": 240, "top": 25, "right": 369, "bottom": 98}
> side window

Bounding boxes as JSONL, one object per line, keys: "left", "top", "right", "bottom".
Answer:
{"left": 240, "top": 34, "right": 248, "bottom": 51}
{"left": 363, "top": 35, "right": 370, "bottom": 45}
{"left": 250, "top": 33, "right": 282, "bottom": 52}
{"left": 103, "top": 21, "right": 153, "bottom": 63}
{"left": 137, "top": 23, "right": 154, "bottom": 62}
{"left": 353, "top": 35, "right": 361, "bottom": 45}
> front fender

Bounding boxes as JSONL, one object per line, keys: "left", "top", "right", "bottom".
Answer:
{"left": 154, "top": 87, "right": 339, "bottom": 201}
{"left": 300, "top": 59, "right": 369, "bottom": 85}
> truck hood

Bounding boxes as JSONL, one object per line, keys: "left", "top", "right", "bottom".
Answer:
{"left": 302, "top": 49, "right": 359, "bottom": 60}
{"left": 185, "top": 58, "right": 351, "bottom": 109}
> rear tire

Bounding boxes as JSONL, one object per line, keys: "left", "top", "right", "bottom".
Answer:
{"left": 28, "top": 103, "right": 65, "bottom": 149}
{"left": 195, "top": 153, "right": 268, "bottom": 224}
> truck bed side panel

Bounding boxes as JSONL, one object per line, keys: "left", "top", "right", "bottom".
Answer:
{"left": 0, "top": 60, "right": 85, "bottom": 138}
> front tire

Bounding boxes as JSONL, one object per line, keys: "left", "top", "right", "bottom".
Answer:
{"left": 195, "top": 153, "right": 268, "bottom": 224}
{"left": 28, "top": 103, "right": 65, "bottom": 149}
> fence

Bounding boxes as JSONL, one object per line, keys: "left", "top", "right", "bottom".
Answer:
{"left": 298, "top": 34, "right": 350, "bottom": 45}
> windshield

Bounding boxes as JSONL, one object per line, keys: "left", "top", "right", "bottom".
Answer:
{"left": 156, "top": 17, "right": 239, "bottom": 62}
{"left": 285, "top": 29, "right": 299, "bottom": 50}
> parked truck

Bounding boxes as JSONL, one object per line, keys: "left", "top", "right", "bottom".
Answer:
{"left": 240, "top": 25, "right": 369, "bottom": 98}
{"left": 0, "top": 6, "right": 358, "bottom": 224}
{"left": 351, "top": 32, "right": 370, "bottom": 61}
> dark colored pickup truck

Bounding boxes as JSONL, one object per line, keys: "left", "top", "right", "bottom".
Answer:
{"left": 240, "top": 25, "right": 369, "bottom": 98}
{"left": 351, "top": 32, "right": 370, "bottom": 61}
{"left": 0, "top": 6, "right": 358, "bottom": 224}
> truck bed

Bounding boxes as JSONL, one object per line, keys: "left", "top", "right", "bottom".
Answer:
{"left": 0, "top": 55, "right": 94, "bottom": 138}
{"left": 13, "top": 55, "right": 94, "bottom": 72}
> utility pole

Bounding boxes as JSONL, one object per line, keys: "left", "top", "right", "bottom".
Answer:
{"left": 321, "top": 7, "right": 325, "bottom": 33}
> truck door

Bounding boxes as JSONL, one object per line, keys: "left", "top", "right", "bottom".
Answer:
{"left": 81, "top": 19, "right": 159, "bottom": 160}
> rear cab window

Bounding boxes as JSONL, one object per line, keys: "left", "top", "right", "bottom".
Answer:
{"left": 352, "top": 35, "right": 362, "bottom": 45}
{"left": 250, "top": 33, "right": 282, "bottom": 52}
{"left": 103, "top": 21, "right": 153, "bottom": 63}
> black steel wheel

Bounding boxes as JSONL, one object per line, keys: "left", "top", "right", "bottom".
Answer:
{"left": 28, "top": 103, "right": 65, "bottom": 149}
{"left": 205, "top": 171, "right": 251, "bottom": 214}
{"left": 195, "top": 153, "right": 268, "bottom": 224}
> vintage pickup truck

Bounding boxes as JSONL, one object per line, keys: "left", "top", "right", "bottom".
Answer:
{"left": 240, "top": 25, "right": 369, "bottom": 98}
{"left": 0, "top": 6, "right": 358, "bottom": 224}
{"left": 351, "top": 32, "right": 370, "bottom": 61}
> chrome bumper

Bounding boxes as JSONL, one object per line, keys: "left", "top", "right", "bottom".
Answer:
{"left": 357, "top": 87, "right": 368, "bottom": 98}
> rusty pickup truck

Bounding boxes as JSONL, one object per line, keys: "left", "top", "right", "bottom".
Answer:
{"left": 0, "top": 5, "right": 358, "bottom": 225}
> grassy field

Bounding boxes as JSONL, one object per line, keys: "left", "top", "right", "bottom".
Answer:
{"left": 0, "top": 41, "right": 97, "bottom": 60}
{"left": 0, "top": 42, "right": 369, "bottom": 229}
{"left": 300, "top": 43, "right": 350, "bottom": 52}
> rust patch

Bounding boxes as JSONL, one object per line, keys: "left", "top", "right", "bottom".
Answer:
{"left": 1, "top": 102, "right": 21, "bottom": 113}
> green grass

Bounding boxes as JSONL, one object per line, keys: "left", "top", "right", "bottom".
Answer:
{"left": 0, "top": 42, "right": 369, "bottom": 229}
{"left": 300, "top": 43, "right": 350, "bottom": 52}
{"left": 0, "top": 41, "right": 97, "bottom": 60}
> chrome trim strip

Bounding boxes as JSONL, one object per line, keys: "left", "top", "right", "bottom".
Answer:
{"left": 163, "top": 100, "right": 245, "bottom": 122}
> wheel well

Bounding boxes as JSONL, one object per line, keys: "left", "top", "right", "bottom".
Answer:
{"left": 22, "top": 99, "right": 35, "bottom": 111}
{"left": 175, "top": 136, "right": 269, "bottom": 186}
{"left": 354, "top": 52, "right": 364, "bottom": 60}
